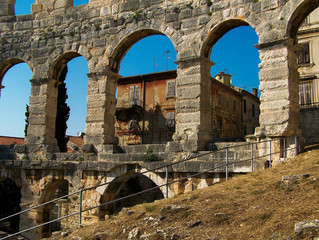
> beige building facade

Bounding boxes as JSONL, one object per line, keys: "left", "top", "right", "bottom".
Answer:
{"left": 298, "top": 7, "right": 319, "bottom": 145}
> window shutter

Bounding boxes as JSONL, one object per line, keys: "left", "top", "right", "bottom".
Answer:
{"left": 130, "top": 86, "right": 134, "bottom": 106}
{"left": 134, "top": 86, "right": 139, "bottom": 105}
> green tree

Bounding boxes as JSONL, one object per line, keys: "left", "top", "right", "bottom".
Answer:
{"left": 55, "top": 65, "right": 70, "bottom": 152}
{"left": 24, "top": 104, "right": 29, "bottom": 137}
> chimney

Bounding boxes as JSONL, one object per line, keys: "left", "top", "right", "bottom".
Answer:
{"left": 215, "top": 72, "right": 231, "bottom": 86}
{"left": 252, "top": 88, "right": 258, "bottom": 97}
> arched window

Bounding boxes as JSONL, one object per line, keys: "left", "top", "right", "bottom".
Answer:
{"left": 116, "top": 35, "right": 177, "bottom": 145}
{"left": 0, "top": 62, "right": 32, "bottom": 137}
{"left": 53, "top": 55, "right": 88, "bottom": 152}
{"left": 209, "top": 25, "right": 260, "bottom": 138}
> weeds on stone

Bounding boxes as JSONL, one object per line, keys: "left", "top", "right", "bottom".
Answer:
{"left": 142, "top": 148, "right": 160, "bottom": 162}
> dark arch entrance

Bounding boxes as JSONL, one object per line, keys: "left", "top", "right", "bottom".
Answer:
{"left": 38, "top": 179, "right": 69, "bottom": 238}
{"left": 0, "top": 178, "right": 21, "bottom": 233}
{"left": 99, "top": 173, "right": 164, "bottom": 218}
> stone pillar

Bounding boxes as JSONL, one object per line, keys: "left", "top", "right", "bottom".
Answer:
{"left": 85, "top": 70, "right": 119, "bottom": 153}
{"left": 256, "top": 38, "right": 301, "bottom": 156}
{"left": 25, "top": 78, "right": 59, "bottom": 153}
{"left": 0, "top": 0, "right": 15, "bottom": 16}
{"left": 256, "top": 38, "right": 300, "bottom": 138}
{"left": 174, "top": 57, "right": 214, "bottom": 151}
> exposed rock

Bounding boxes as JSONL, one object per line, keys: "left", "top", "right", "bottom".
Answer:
{"left": 160, "top": 205, "right": 189, "bottom": 214}
{"left": 140, "top": 232, "right": 151, "bottom": 240}
{"left": 295, "top": 220, "right": 319, "bottom": 239}
{"left": 128, "top": 227, "right": 140, "bottom": 239}
{"left": 72, "top": 236, "right": 84, "bottom": 240}
{"left": 281, "top": 174, "right": 310, "bottom": 189}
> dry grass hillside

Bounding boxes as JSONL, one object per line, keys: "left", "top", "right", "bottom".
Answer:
{"left": 51, "top": 149, "right": 319, "bottom": 240}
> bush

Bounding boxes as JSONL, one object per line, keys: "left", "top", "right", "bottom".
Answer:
{"left": 142, "top": 148, "right": 160, "bottom": 162}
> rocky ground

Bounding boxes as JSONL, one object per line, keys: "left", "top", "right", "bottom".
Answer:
{"left": 49, "top": 149, "right": 319, "bottom": 240}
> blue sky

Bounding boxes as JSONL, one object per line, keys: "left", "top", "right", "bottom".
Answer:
{"left": 0, "top": 1, "right": 260, "bottom": 137}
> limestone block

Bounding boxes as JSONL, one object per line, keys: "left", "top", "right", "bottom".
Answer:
{"left": 259, "top": 67, "right": 289, "bottom": 81}
{"left": 14, "top": 21, "right": 32, "bottom": 30}
{"left": 176, "top": 74, "right": 201, "bottom": 86}
{"left": 176, "top": 86, "right": 200, "bottom": 99}
{"left": 177, "top": 112, "right": 200, "bottom": 124}
{"left": 31, "top": 4, "right": 42, "bottom": 14}
{"left": 119, "top": 0, "right": 139, "bottom": 12}
{"left": 261, "top": 0, "right": 278, "bottom": 11}
{"left": 259, "top": 79, "right": 288, "bottom": 92}
{"left": 260, "top": 89, "right": 289, "bottom": 102}
{"left": 176, "top": 99, "right": 200, "bottom": 113}
{"left": 100, "top": 6, "right": 111, "bottom": 16}
{"left": 0, "top": 22, "right": 13, "bottom": 31}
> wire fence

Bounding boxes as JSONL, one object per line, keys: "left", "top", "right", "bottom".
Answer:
{"left": 0, "top": 137, "right": 299, "bottom": 240}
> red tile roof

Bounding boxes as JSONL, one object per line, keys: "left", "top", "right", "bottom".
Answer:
{"left": 0, "top": 136, "right": 24, "bottom": 145}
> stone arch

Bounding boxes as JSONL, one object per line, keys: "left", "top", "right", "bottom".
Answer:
{"left": 49, "top": 51, "right": 89, "bottom": 151}
{"left": 0, "top": 58, "right": 33, "bottom": 86}
{"left": 98, "top": 164, "right": 166, "bottom": 217}
{"left": 201, "top": 19, "right": 256, "bottom": 59}
{"left": 37, "top": 178, "right": 70, "bottom": 238}
{"left": 51, "top": 51, "right": 88, "bottom": 81}
{"left": 107, "top": 24, "right": 179, "bottom": 72}
{"left": 283, "top": 0, "right": 319, "bottom": 41}
{"left": 0, "top": 177, "right": 22, "bottom": 232}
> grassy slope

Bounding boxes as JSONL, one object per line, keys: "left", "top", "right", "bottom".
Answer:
{"left": 56, "top": 149, "right": 319, "bottom": 240}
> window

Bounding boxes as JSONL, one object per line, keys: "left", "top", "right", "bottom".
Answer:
{"left": 243, "top": 125, "right": 247, "bottom": 136}
{"left": 218, "top": 93, "right": 222, "bottom": 106}
{"left": 252, "top": 104, "right": 255, "bottom": 117}
{"left": 130, "top": 85, "right": 139, "bottom": 106}
{"left": 166, "top": 80, "right": 176, "bottom": 98}
{"left": 233, "top": 100, "right": 236, "bottom": 113}
{"left": 299, "top": 81, "right": 312, "bottom": 106}
{"left": 298, "top": 43, "right": 310, "bottom": 65}
{"left": 226, "top": 97, "right": 230, "bottom": 108}
{"left": 165, "top": 111, "right": 175, "bottom": 128}
{"left": 243, "top": 99, "right": 247, "bottom": 114}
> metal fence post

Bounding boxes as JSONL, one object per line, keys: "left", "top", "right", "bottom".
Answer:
{"left": 226, "top": 147, "right": 229, "bottom": 181}
{"left": 251, "top": 143, "right": 254, "bottom": 172}
{"left": 79, "top": 190, "right": 83, "bottom": 227}
{"left": 283, "top": 138, "right": 286, "bottom": 162}
{"left": 269, "top": 140, "right": 272, "bottom": 168}
{"left": 165, "top": 166, "right": 169, "bottom": 198}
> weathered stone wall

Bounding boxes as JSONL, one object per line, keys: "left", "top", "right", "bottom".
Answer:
{"left": 1, "top": 0, "right": 317, "bottom": 153}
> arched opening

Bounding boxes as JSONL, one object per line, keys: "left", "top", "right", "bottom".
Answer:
{"left": 15, "top": 0, "right": 34, "bottom": 15}
{"left": 53, "top": 53, "right": 88, "bottom": 152}
{"left": 294, "top": 5, "right": 319, "bottom": 146}
{"left": 74, "top": 0, "right": 89, "bottom": 6}
{"left": 115, "top": 33, "right": 177, "bottom": 146}
{"left": 99, "top": 173, "right": 164, "bottom": 218}
{"left": 205, "top": 21, "right": 260, "bottom": 141}
{"left": 0, "top": 61, "right": 32, "bottom": 138}
{"left": 0, "top": 178, "right": 21, "bottom": 233}
{"left": 38, "top": 179, "right": 69, "bottom": 238}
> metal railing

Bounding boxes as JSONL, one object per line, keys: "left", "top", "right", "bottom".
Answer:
{"left": 0, "top": 137, "right": 299, "bottom": 240}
